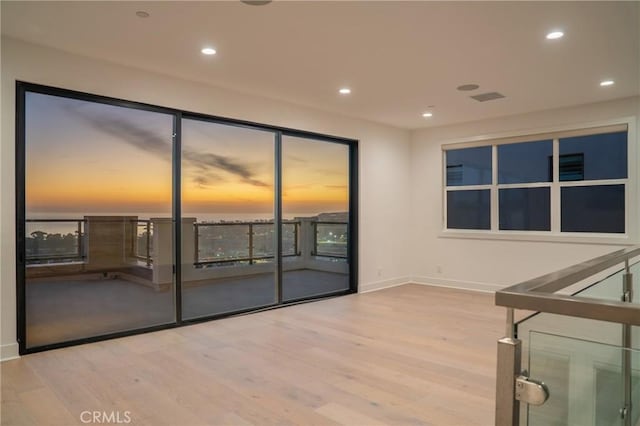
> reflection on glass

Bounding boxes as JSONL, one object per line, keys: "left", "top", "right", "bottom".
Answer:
{"left": 499, "top": 187, "right": 550, "bottom": 231}
{"left": 528, "top": 331, "right": 640, "bottom": 426}
{"left": 282, "top": 136, "right": 350, "bottom": 301}
{"left": 561, "top": 185, "right": 625, "bottom": 233}
{"left": 181, "top": 119, "right": 276, "bottom": 319}
{"left": 558, "top": 153, "right": 585, "bottom": 181}
{"left": 446, "top": 146, "right": 492, "bottom": 186}
{"left": 24, "top": 92, "right": 175, "bottom": 348}
{"left": 497, "top": 140, "right": 552, "bottom": 184}
{"left": 446, "top": 190, "right": 490, "bottom": 230}
{"left": 559, "top": 132, "right": 627, "bottom": 181}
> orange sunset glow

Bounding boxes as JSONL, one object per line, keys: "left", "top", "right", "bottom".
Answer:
{"left": 25, "top": 92, "right": 349, "bottom": 219}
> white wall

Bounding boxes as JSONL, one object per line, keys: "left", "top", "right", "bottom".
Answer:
{"left": 410, "top": 96, "right": 640, "bottom": 292}
{"left": 0, "top": 37, "right": 413, "bottom": 359}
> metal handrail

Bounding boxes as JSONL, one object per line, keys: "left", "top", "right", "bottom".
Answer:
{"left": 495, "top": 245, "right": 640, "bottom": 326}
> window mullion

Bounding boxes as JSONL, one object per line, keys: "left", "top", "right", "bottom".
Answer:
{"left": 492, "top": 145, "right": 498, "bottom": 231}
{"left": 551, "top": 138, "right": 560, "bottom": 233}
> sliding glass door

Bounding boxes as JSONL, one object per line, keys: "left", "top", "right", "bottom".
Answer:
{"left": 22, "top": 90, "right": 176, "bottom": 349}
{"left": 180, "top": 118, "right": 277, "bottom": 319}
{"left": 18, "top": 83, "right": 357, "bottom": 353}
{"left": 281, "top": 135, "right": 351, "bottom": 301}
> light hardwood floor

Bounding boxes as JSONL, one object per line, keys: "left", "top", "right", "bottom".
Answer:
{"left": 1, "top": 284, "right": 508, "bottom": 426}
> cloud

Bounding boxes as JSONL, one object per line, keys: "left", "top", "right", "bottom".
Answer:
{"left": 182, "top": 151, "right": 269, "bottom": 187}
{"left": 68, "top": 105, "right": 268, "bottom": 188}
{"left": 192, "top": 173, "right": 224, "bottom": 188}
{"left": 285, "top": 155, "right": 308, "bottom": 164}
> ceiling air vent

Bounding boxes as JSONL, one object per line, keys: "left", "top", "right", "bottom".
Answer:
{"left": 470, "top": 92, "right": 505, "bottom": 102}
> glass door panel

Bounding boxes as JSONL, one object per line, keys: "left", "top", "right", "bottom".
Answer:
{"left": 281, "top": 135, "right": 350, "bottom": 301}
{"left": 24, "top": 91, "right": 176, "bottom": 348}
{"left": 181, "top": 119, "right": 276, "bottom": 319}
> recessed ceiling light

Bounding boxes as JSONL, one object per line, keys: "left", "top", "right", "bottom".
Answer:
{"left": 201, "top": 47, "right": 217, "bottom": 55}
{"left": 339, "top": 88, "right": 351, "bottom": 95}
{"left": 422, "top": 112, "right": 433, "bottom": 118}
{"left": 241, "top": 0, "right": 272, "bottom": 5}
{"left": 457, "top": 84, "right": 479, "bottom": 91}
{"left": 135, "top": 11, "right": 150, "bottom": 18}
{"left": 546, "top": 31, "right": 564, "bottom": 40}
{"left": 600, "top": 80, "right": 615, "bottom": 87}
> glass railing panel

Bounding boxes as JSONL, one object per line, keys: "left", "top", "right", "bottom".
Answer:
{"left": 577, "top": 268, "right": 626, "bottom": 301}
{"left": 25, "top": 219, "right": 85, "bottom": 264}
{"left": 517, "top": 314, "right": 622, "bottom": 376}
{"left": 528, "top": 331, "right": 640, "bottom": 426}
{"left": 313, "top": 222, "right": 348, "bottom": 259}
{"left": 631, "top": 261, "right": 640, "bottom": 305}
{"left": 576, "top": 259, "right": 640, "bottom": 303}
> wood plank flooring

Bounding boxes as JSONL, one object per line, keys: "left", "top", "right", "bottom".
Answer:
{"left": 1, "top": 284, "right": 507, "bottom": 426}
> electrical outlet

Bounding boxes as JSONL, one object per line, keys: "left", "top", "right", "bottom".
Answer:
{"left": 436, "top": 265, "right": 442, "bottom": 274}
{"left": 377, "top": 268, "right": 382, "bottom": 277}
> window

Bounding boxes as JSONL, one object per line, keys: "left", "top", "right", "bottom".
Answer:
{"left": 499, "top": 187, "right": 551, "bottom": 231}
{"left": 446, "top": 146, "right": 492, "bottom": 186}
{"left": 497, "top": 139, "right": 552, "bottom": 231}
{"left": 443, "top": 125, "right": 630, "bottom": 238}
{"left": 447, "top": 190, "right": 491, "bottom": 230}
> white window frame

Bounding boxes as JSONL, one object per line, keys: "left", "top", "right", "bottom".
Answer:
{"left": 440, "top": 118, "right": 637, "bottom": 245}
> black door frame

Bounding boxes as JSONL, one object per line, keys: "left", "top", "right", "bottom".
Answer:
{"left": 15, "top": 81, "right": 359, "bottom": 355}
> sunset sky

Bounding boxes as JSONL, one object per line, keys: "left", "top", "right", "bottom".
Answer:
{"left": 25, "top": 92, "right": 349, "bottom": 219}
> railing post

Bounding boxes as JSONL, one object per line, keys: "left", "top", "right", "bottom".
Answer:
{"left": 496, "top": 308, "right": 521, "bottom": 426}
{"left": 312, "top": 222, "right": 317, "bottom": 256}
{"left": 145, "top": 220, "right": 151, "bottom": 267}
{"left": 194, "top": 223, "right": 199, "bottom": 265}
{"left": 294, "top": 222, "right": 299, "bottom": 255}
{"left": 77, "top": 220, "right": 83, "bottom": 260}
{"left": 248, "top": 223, "right": 254, "bottom": 265}
{"left": 621, "top": 260, "right": 633, "bottom": 426}
{"left": 130, "top": 220, "right": 136, "bottom": 258}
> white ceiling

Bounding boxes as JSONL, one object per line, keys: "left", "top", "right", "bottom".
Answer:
{"left": 2, "top": 1, "right": 639, "bottom": 129}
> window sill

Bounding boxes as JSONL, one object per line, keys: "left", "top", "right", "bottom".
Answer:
{"left": 438, "top": 229, "right": 635, "bottom": 246}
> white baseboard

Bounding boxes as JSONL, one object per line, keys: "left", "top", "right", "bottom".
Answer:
{"left": 359, "top": 276, "right": 412, "bottom": 293}
{"left": 411, "top": 276, "right": 503, "bottom": 293}
{"left": 1, "top": 343, "right": 20, "bottom": 362}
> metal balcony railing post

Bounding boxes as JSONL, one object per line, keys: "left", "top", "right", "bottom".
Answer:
{"left": 294, "top": 222, "right": 299, "bottom": 255}
{"left": 145, "top": 220, "right": 151, "bottom": 267}
{"left": 248, "top": 223, "right": 254, "bottom": 265}
{"left": 496, "top": 308, "right": 521, "bottom": 426}
{"left": 312, "top": 222, "right": 318, "bottom": 256}
{"left": 77, "top": 220, "right": 83, "bottom": 259}
{"left": 130, "top": 221, "right": 136, "bottom": 257}
{"left": 194, "top": 223, "right": 200, "bottom": 264}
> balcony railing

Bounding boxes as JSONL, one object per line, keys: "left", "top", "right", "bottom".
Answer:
{"left": 311, "top": 222, "right": 348, "bottom": 259}
{"left": 194, "top": 221, "right": 301, "bottom": 267}
{"left": 25, "top": 219, "right": 85, "bottom": 264}
{"left": 25, "top": 217, "right": 350, "bottom": 268}
{"left": 131, "top": 219, "right": 153, "bottom": 267}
